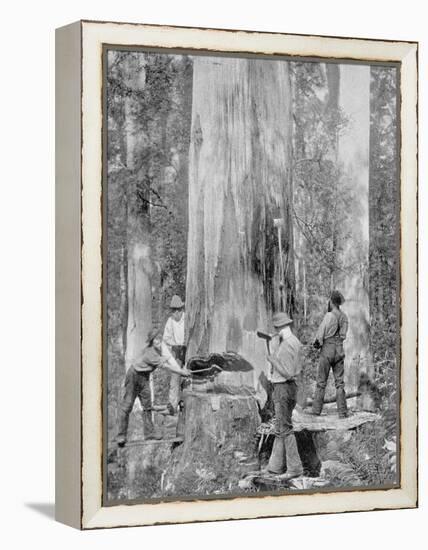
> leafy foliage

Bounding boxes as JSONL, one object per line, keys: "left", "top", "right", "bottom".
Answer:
{"left": 290, "top": 62, "right": 364, "bottom": 342}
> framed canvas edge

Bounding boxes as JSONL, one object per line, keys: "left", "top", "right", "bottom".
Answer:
{"left": 55, "top": 20, "right": 83, "bottom": 530}
{"left": 76, "top": 20, "right": 418, "bottom": 530}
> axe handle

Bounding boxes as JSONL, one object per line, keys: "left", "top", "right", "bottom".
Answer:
{"left": 256, "top": 331, "right": 271, "bottom": 354}
{"left": 189, "top": 365, "right": 223, "bottom": 376}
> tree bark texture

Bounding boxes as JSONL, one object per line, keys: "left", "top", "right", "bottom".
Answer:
{"left": 122, "top": 57, "right": 154, "bottom": 369}
{"left": 337, "top": 65, "right": 371, "bottom": 388}
{"left": 163, "top": 390, "right": 260, "bottom": 497}
{"left": 125, "top": 214, "right": 153, "bottom": 368}
{"left": 368, "top": 66, "right": 398, "bottom": 365}
{"left": 186, "top": 57, "right": 294, "bottom": 404}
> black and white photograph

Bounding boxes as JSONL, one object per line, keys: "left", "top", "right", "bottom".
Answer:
{"left": 104, "top": 48, "right": 400, "bottom": 504}
{"left": 0, "top": 0, "right": 424, "bottom": 543}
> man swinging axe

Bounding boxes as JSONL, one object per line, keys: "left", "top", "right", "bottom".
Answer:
{"left": 260, "top": 312, "right": 321, "bottom": 478}
{"left": 116, "top": 328, "right": 191, "bottom": 447}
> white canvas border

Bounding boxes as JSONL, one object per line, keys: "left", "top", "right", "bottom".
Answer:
{"left": 80, "top": 21, "right": 417, "bottom": 529}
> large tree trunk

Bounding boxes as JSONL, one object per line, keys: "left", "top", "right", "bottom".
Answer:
{"left": 186, "top": 57, "right": 294, "bottom": 405}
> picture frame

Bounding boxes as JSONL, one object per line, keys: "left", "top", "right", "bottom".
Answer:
{"left": 55, "top": 20, "right": 418, "bottom": 529}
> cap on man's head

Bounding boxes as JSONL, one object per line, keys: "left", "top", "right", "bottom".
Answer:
{"left": 330, "top": 290, "right": 345, "bottom": 307}
{"left": 170, "top": 295, "right": 184, "bottom": 309}
{"left": 146, "top": 328, "right": 159, "bottom": 345}
{"left": 272, "top": 312, "right": 293, "bottom": 328}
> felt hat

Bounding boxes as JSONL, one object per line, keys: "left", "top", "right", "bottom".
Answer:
{"left": 272, "top": 312, "right": 293, "bottom": 328}
{"left": 330, "top": 290, "right": 345, "bottom": 306}
{"left": 170, "top": 295, "right": 185, "bottom": 309}
{"left": 146, "top": 328, "right": 159, "bottom": 345}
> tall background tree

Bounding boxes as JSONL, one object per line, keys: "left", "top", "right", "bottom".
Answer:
{"left": 368, "top": 65, "right": 399, "bottom": 439}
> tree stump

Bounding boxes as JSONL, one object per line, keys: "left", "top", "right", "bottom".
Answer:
{"left": 163, "top": 390, "right": 260, "bottom": 498}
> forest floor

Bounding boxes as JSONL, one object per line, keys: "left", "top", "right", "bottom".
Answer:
{"left": 107, "top": 393, "right": 393, "bottom": 503}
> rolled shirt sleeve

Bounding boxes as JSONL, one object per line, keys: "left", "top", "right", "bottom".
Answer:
{"left": 339, "top": 312, "right": 348, "bottom": 340}
{"left": 315, "top": 313, "right": 330, "bottom": 344}
{"left": 160, "top": 342, "right": 183, "bottom": 374}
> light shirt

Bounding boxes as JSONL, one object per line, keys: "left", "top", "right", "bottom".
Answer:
{"left": 162, "top": 314, "right": 185, "bottom": 347}
{"left": 268, "top": 327, "right": 303, "bottom": 383}
{"left": 315, "top": 309, "right": 348, "bottom": 344}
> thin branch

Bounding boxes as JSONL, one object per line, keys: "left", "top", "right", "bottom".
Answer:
{"left": 292, "top": 206, "right": 350, "bottom": 276}
{"left": 149, "top": 186, "right": 165, "bottom": 203}
{"left": 139, "top": 196, "right": 168, "bottom": 209}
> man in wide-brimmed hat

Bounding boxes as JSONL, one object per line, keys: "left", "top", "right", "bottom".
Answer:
{"left": 116, "top": 328, "right": 190, "bottom": 447}
{"left": 162, "top": 295, "right": 186, "bottom": 414}
{"left": 311, "top": 290, "right": 349, "bottom": 418}
{"left": 265, "top": 313, "right": 321, "bottom": 479}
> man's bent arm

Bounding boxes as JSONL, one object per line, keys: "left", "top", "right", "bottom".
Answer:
{"left": 160, "top": 351, "right": 188, "bottom": 375}
{"left": 315, "top": 313, "right": 329, "bottom": 345}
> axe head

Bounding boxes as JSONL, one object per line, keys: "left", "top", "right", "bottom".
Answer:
{"left": 256, "top": 330, "right": 272, "bottom": 342}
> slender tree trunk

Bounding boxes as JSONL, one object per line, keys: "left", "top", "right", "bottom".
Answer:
{"left": 303, "top": 259, "right": 307, "bottom": 323}
{"left": 125, "top": 207, "right": 153, "bottom": 367}
{"left": 325, "top": 64, "right": 340, "bottom": 113}
{"left": 122, "top": 58, "right": 154, "bottom": 368}
{"left": 337, "top": 65, "right": 371, "bottom": 389}
{"left": 325, "top": 64, "right": 340, "bottom": 286}
{"left": 368, "top": 66, "right": 398, "bottom": 371}
{"left": 186, "top": 57, "right": 294, "bottom": 404}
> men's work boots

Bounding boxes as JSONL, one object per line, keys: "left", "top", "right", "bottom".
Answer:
{"left": 143, "top": 411, "right": 162, "bottom": 440}
{"left": 311, "top": 387, "right": 325, "bottom": 416}
{"left": 116, "top": 412, "right": 129, "bottom": 446}
{"left": 336, "top": 388, "right": 348, "bottom": 418}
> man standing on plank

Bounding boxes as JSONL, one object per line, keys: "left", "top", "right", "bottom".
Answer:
{"left": 311, "top": 290, "right": 349, "bottom": 418}
{"left": 266, "top": 312, "right": 321, "bottom": 478}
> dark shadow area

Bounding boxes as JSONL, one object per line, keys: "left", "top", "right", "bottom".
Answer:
{"left": 25, "top": 502, "right": 55, "bottom": 520}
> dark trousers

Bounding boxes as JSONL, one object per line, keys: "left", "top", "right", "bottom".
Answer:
{"left": 269, "top": 381, "right": 321, "bottom": 476}
{"left": 312, "top": 338, "right": 347, "bottom": 416}
{"left": 295, "top": 431, "right": 322, "bottom": 477}
{"left": 168, "top": 345, "right": 186, "bottom": 411}
{"left": 117, "top": 368, "right": 152, "bottom": 441}
{"left": 272, "top": 381, "right": 296, "bottom": 437}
